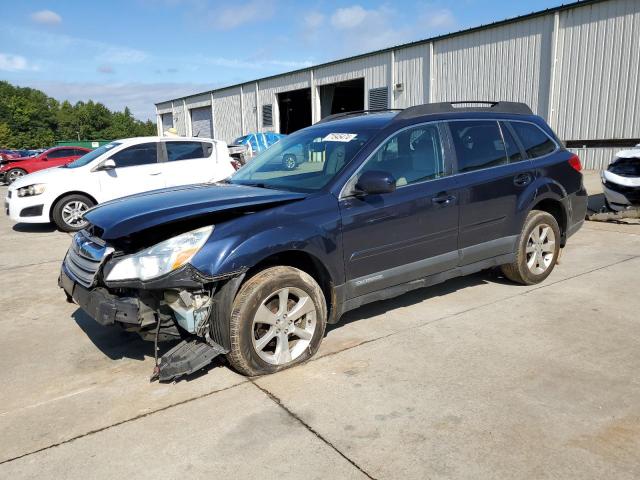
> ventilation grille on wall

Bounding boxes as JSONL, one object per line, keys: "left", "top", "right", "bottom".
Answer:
{"left": 368, "top": 87, "right": 389, "bottom": 110}
{"left": 262, "top": 104, "right": 273, "bottom": 127}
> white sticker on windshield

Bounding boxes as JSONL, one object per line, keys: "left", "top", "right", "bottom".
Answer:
{"left": 322, "top": 133, "right": 357, "bottom": 142}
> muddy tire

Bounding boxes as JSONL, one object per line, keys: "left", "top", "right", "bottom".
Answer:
{"left": 501, "top": 210, "right": 561, "bottom": 285}
{"left": 52, "top": 194, "right": 94, "bottom": 232}
{"left": 227, "top": 266, "right": 327, "bottom": 376}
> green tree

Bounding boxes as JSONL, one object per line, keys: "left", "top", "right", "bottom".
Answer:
{"left": 0, "top": 80, "right": 157, "bottom": 147}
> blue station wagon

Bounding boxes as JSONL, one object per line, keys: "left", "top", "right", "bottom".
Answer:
{"left": 59, "top": 102, "right": 587, "bottom": 380}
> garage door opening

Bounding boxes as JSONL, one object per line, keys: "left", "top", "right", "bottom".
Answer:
{"left": 278, "top": 88, "right": 311, "bottom": 135}
{"left": 319, "top": 78, "right": 365, "bottom": 119}
{"left": 190, "top": 107, "right": 213, "bottom": 138}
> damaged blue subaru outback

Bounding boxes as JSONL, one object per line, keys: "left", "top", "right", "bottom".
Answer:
{"left": 59, "top": 102, "right": 587, "bottom": 381}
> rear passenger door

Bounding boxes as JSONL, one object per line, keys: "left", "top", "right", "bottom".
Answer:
{"left": 162, "top": 140, "right": 216, "bottom": 186}
{"left": 339, "top": 122, "right": 460, "bottom": 298}
{"left": 447, "top": 120, "right": 533, "bottom": 266}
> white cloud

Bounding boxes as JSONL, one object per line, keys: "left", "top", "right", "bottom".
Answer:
{"left": 0, "top": 53, "right": 33, "bottom": 72}
{"left": 423, "top": 8, "right": 456, "bottom": 30}
{"left": 208, "top": 0, "right": 274, "bottom": 30}
{"left": 304, "top": 12, "right": 325, "bottom": 29}
{"left": 99, "top": 46, "right": 148, "bottom": 64}
{"left": 30, "top": 9, "right": 62, "bottom": 25}
{"left": 331, "top": 5, "right": 368, "bottom": 29}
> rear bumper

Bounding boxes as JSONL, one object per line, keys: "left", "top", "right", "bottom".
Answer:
{"left": 566, "top": 186, "right": 588, "bottom": 240}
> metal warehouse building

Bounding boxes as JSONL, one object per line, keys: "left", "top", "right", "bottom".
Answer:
{"left": 155, "top": 0, "right": 640, "bottom": 169}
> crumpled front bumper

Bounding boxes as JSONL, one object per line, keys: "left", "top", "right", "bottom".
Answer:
{"left": 60, "top": 267, "right": 146, "bottom": 327}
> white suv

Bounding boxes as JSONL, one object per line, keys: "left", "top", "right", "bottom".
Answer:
{"left": 5, "top": 136, "right": 236, "bottom": 231}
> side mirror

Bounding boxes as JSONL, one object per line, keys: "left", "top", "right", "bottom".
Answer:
{"left": 354, "top": 170, "right": 396, "bottom": 196}
{"left": 99, "top": 159, "right": 116, "bottom": 170}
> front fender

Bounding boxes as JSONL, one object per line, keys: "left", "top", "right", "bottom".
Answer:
{"left": 191, "top": 194, "right": 344, "bottom": 285}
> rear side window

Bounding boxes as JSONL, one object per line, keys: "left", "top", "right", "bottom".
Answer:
{"left": 509, "top": 122, "right": 556, "bottom": 158}
{"left": 449, "top": 120, "right": 507, "bottom": 173}
{"left": 499, "top": 122, "right": 524, "bottom": 163}
{"left": 166, "top": 141, "right": 208, "bottom": 161}
{"left": 48, "top": 149, "right": 74, "bottom": 159}
{"left": 111, "top": 143, "right": 158, "bottom": 168}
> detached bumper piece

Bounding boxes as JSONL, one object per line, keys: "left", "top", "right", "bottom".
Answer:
{"left": 155, "top": 339, "right": 227, "bottom": 382}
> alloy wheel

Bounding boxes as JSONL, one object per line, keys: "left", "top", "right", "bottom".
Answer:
{"left": 251, "top": 287, "right": 317, "bottom": 365}
{"left": 61, "top": 200, "right": 89, "bottom": 228}
{"left": 7, "top": 169, "right": 25, "bottom": 183}
{"left": 525, "top": 223, "right": 556, "bottom": 275}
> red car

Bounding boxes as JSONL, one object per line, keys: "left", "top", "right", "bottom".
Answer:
{"left": 0, "top": 146, "right": 91, "bottom": 184}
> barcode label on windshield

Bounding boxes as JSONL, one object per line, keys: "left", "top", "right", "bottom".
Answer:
{"left": 322, "top": 133, "right": 357, "bottom": 142}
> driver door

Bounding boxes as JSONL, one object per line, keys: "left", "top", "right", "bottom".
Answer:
{"left": 96, "top": 142, "right": 165, "bottom": 201}
{"left": 339, "top": 123, "right": 460, "bottom": 298}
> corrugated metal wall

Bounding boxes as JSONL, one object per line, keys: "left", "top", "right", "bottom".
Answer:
{"left": 315, "top": 53, "right": 388, "bottom": 110}
{"left": 569, "top": 147, "right": 619, "bottom": 169}
{"left": 213, "top": 88, "right": 243, "bottom": 143}
{"left": 241, "top": 83, "right": 258, "bottom": 134}
{"left": 393, "top": 43, "right": 430, "bottom": 108}
{"left": 157, "top": 0, "right": 640, "bottom": 168}
{"left": 258, "top": 71, "right": 311, "bottom": 134}
{"left": 172, "top": 101, "right": 187, "bottom": 136}
{"left": 433, "top": 15, "right": 554, "bottom": 117}
{"left": 551, "top": 0, "right": 640, "bottom": 141}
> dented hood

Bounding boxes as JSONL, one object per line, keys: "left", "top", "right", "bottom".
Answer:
{"left": 85, "top": 183, "right": 307, "bottom": 240}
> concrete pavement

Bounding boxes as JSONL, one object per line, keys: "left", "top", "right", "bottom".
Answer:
{"left": 0, "top": 173, "right": 638, "bottom": 479}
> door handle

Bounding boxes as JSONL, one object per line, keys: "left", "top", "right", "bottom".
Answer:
{"left": 432, "top": 193, "right": 456, "bottom": 205}
{"left": 514, "top": 173, "right": 533, "bottom": 187}
{"left": 149, "top": 172, "right": 162, "bottom": 176}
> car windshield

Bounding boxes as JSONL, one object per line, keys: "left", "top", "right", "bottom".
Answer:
{"left": 229, "top": 126, "right": 376, "bottom": 192}
{"left": 63, "top": 142, "right": 122, "bottom": 168}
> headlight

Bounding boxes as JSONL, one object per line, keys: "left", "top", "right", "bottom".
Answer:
{"left": 105, "top": 226, "right": 213, "bottom": 282}
{"left": 17, "top": 184, "right": 46, "bottom": 197}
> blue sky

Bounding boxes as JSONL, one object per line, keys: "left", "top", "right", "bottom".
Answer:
{"left": 1, "top": 0, "right": 568, "bottom": 120}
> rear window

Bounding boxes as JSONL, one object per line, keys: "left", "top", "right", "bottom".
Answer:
{"left": 166, "top": 141, "right": 209, "bottom": 161}
{"left": 449, "top": 120, "right": 508, "bottom": 173}
{"left": 510, "top": 122, "right": 556, "bottom": 158}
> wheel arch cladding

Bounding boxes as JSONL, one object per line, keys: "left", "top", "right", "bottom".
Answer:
{"left": 530, "top": 198, "right": 567, "bottom": 244}
{"left": 49, "top": 191, "right": 98, "bottom": 221}
{"left": 248, "top": 250, "right": 335, "bottom": 316}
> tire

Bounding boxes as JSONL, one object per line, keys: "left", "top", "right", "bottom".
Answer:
{"left": 227, "top": 266, "right": 327, "bottom": 376}
{"left": 6, "top": 168, "right": 26, "bottom": 184}
{"left": 282, "top": 154, "right": 297, "bottom": 171}
{"left": 52, "top": 194, "right": 95, "bottom": 232}
{"left": 501, "top": 210, "right": 561, "bottom": 285}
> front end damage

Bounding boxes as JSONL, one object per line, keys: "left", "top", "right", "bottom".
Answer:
{"left": 59, "top": 229, "right": 245, "bottom": 382}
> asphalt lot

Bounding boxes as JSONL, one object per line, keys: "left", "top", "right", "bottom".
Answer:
{"left": 0, "top": 172, "right": 639, "bottom": 479}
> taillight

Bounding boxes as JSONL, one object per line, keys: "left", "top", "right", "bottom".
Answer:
{"left": 230, "top": 159, "right": 242, "bottom": 171}
{"left": 568, "top": 154, "right": 582, "bottom": 172}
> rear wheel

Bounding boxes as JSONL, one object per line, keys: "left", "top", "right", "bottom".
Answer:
{"left": 6, "top": 168, "right": 26, "bottom": 184}
{"left": 227, "top": 266, "right": 327, "bottom": 376}
{"left": 501, "top": 210, "right": 560, "bottom": 285}
{"left": 52, "top": 194, "right": 94, "bottom": 232}
{"left": 282, "top": 154, "right": 297, "bottom": 171}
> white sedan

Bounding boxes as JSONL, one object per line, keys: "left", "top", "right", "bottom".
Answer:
{"left": 5, "top": 136, "right": 237, "bottom": 231}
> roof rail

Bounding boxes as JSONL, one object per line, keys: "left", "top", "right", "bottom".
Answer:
{"left": 317, "top": 109, "right": 403, "bottom": 124}
{"left": 395, "top": 101, "right": 533, "bottom": 120}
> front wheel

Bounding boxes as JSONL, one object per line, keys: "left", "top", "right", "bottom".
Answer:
{"left": 6, "top": 168, "right": 26, "bottom": 184}
{"left": 227, "top": 266, "right": 327, "bottom": 376}
{"left": 501, "top": 210, "right": 561, "bottom": 285}
{"left": 52, "top": 194, "right": 95, "bottom": 232}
